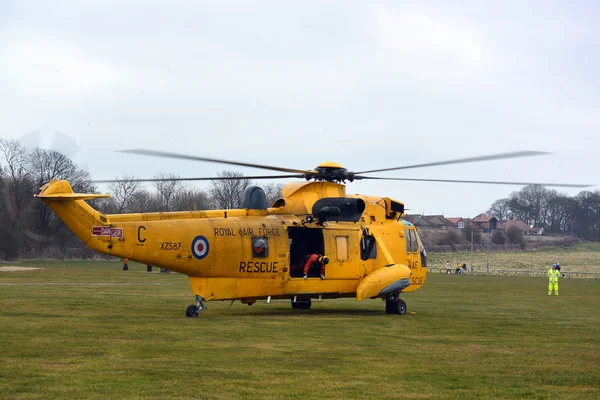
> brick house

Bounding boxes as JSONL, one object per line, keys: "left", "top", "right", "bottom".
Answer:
{"left": 470, "top": 214, "right": 498, "bottom": 233}
{"left": 446, "top": 217, "right": 466, "bottom": 229}
{"left": 498, "top": 220, "right": 537, "bottom": 235}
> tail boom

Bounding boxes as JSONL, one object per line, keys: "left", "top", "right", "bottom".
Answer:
{"left": 36, "top": 180, "right": 110, "bottom": 246}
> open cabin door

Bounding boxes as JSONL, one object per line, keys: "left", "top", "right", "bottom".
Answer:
{"left": 288, "top": 226, "right": 361, "bottom": 280}
{"left": 288, "top": 227, "right": 324, "bottom": 278}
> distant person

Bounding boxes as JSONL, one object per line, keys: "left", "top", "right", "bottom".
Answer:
{"left": 303, "top": 253, "right": 329, "bottom": 280}
{"left": 123, "top": 258, "right": 129, "bottom": 271}
{"left": 555, "top": 262, "right": 565, "bottom": 277}
{"left": 461, "top": 263, "right": 467, "bottom": 275}
{"left": 548, "top": 263, "right": 560, "bottom": 296}
{"left": 455, "top": 262, "right": 461, "bottom": 275}
{"left": 446, "top": 261, "right": 451, "bottom": 274}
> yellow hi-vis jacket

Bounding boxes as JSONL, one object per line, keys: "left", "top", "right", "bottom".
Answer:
{"left": 548, "top": 269, "right": 560, "bottom": 283}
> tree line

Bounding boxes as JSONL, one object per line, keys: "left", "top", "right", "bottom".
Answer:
{"left": 486, "top": 184, "right": 600, "bottom": 240}
{"left": 0, "top": 139, "right": 282, "bottom": 260}
{"left": 2, "top": 137, "right": 597, "bottom": 259}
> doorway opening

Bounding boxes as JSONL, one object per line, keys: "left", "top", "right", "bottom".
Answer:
{"left": 288, "top": 227, "right": 324, "bottom": 278}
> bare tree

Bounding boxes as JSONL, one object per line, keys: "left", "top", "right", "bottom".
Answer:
{"left": 513, "top": 185, "right": 550, "bottom": 226}
{"left": 546, "top": 194, "right": 576, "bottom": 234}
{"left": 0, "top": 139, "right": 31, "bottom": 210}
{"left": 487, "top": 198, "right": 511, "bottom": 221}
{"left": 0, "top": 162, "right": 5, "bottom": 202}
{"left": 153, "top": 173, "right": 183, "bottom": 211}
{"left": 95, "top": 197, "right": 118, "bottom": 214}
{"left": 575, "top": 190, "right": 600, "bottom": 240}
{"left": 262, "top": 182, "right": 284, "bottom": 206}
{"left": 209, "top": 171, "right": 252, "bottom": 209}
{"left": 26, "top": 148, "right": 94, "bottom": 240}
{"left": 0, "top": 139, "right": 34, "bottom": 257}
{"left": 126, "top": 189, "right": 161, "bottom": 213}
{"left": 108, "top": 174, "right": 142, "bottom": 213}
{"left": 173, "top": 188, "right": 212, "bottom": 211}
{"left": 27, "top": 148, "right": 94, "bottom": 192}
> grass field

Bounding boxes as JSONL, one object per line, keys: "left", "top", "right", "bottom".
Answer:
{"left": 428, "top": 242, "right": 600, "bottom": 274}
{"left": 1, "top": 257, "right": 599, "bottom": 400}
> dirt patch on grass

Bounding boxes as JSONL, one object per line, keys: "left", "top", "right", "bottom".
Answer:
{"left": 0, "top": 266, "right": 44, "bottom": 272}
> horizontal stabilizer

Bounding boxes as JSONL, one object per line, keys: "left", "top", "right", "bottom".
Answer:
{"left": 35, "top": 193, "right": 110, "bottom": 201}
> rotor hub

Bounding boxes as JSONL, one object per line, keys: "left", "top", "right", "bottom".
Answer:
{"left": 307, "top": 162, "right": 355, "bottom": 183}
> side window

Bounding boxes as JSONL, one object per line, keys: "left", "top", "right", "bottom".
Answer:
{"left": 405, "top": 230, "right": 411, "bottom": 253}
{"left": 252, "top": 237, "right": 268, "bottom": 258}
{"left": 336, "top": 236, "right": 349, "bottom": 262}
{"left": 361, "top": 235, "right": 377, "bottom": 260}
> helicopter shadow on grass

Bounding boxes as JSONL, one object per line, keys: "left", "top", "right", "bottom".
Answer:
{"left": 219, "top": 306, "right": 404, "bottom": 318}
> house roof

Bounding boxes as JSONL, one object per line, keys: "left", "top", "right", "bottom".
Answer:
{"left": 404, "top": 214, "right": 457, "bottom": 228}
{"left": 424, "top": 215, "right": 455, "bottom": 227}
{"left": 471, "top": 214, "right": 497, "bottom": 223}
{"left": 403, "top": 214, "right": 435, "bottom": 227}
{"left": 499, "top": 220, "right": 532, "bottom": 231}
{"left": 446, "top": 217, "right": 464, "bottom": 224}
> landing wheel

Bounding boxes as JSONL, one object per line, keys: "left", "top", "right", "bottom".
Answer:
{"left": 397, "top": 299, "right": 407, "bottom": 315}
{"left": 186, "top": 295, "right": 207, "bottom": 317}
{"left": 291, "top": 298, "right": 312, "bottom": 310}
{"left": 186, "top": 304, "right": 199, "bottom": 318}
{"left": 385, "top": 294, "right": 407, "bottom": 315}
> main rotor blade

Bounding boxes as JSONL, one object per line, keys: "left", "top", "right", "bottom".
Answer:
{"left": 118, "top": 149, "right": 316, "bottom": 175}
{"left": 355, "top": 151, "right": 551, "bottom": 174}
{"left": 355, "top": 176, "right": 592, "bottom": 188}
{"left": 93, "top": 174, "right": 304, "bottom": 184}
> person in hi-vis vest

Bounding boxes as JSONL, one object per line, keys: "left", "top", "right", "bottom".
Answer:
{"left": 548, "top": 263, "right": 560, "bottom": 296}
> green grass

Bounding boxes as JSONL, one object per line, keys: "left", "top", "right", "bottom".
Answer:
{"left": 1, "top": 259, "right": 599, "bottom": 399}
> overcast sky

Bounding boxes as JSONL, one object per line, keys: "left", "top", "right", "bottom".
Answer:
{"left": 1, "top": 0, "right": 598, "bottom": 217}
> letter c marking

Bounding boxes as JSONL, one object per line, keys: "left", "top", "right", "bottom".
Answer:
{"left": 138, "top": 226, "right": 146, "bottom": 243}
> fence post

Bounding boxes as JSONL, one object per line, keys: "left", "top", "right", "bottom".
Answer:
{"left": 470, "top": 230, "right": 474, "bottom": 275}
{"left": 486, "top": 239, "right": 490, "bottom": 275}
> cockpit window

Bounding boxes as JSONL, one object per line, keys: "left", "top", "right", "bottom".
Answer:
{"left": 406, "top": 229, "right": 419, "bottom": 253}
{"left": 409, "top": 230, "right": 418, "bottom": 252}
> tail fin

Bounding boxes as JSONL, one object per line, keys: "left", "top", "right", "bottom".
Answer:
{"left": 36, "top": 180, "right": 110, "bottom": 245}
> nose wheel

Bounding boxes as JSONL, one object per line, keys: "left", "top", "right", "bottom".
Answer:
{"left": 186, "top": 295, "right": 207, "bottom": 318}
{"left": 385, "top": 292, "right": 407, "bottom": 315}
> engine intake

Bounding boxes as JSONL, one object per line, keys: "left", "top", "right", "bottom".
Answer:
{"left": 312, "top": 198, "right": 365, "bottom": 223}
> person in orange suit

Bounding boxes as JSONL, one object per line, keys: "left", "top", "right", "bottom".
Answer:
{"left": 303, "top": 254, "right": 329, "bottom": 280}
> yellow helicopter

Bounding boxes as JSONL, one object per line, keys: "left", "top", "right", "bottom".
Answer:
{"left": 35, "top": 150, "right": 590, "bottom": 317}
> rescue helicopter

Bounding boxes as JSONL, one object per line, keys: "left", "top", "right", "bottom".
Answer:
{"left": 35, "top": 150, "right": 591, "bottom": 317}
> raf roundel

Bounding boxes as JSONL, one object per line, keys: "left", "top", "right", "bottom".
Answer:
{"left": 191, "top": 236, "right": 210, "bottom": 260}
